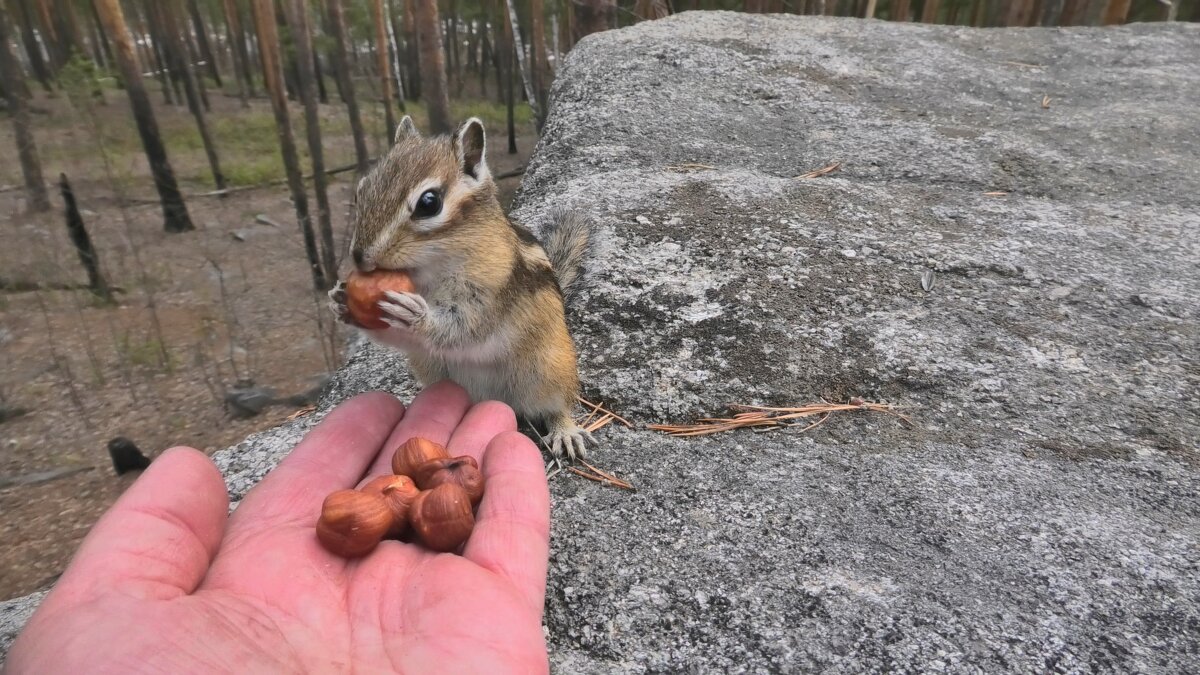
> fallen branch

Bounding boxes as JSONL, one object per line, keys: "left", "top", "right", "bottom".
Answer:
{"left": 648, "top": 399, "right": 911, "bottom": 437}
{"left": 796, "top": 161, "right": 842, "bottom": 179}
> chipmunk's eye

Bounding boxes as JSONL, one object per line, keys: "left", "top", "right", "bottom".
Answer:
{"left": 413, "top": 190, "right": 442, "bottom": 219}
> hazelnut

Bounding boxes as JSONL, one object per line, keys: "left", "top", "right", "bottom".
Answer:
{"left": 391, "top": 437, "right": 450, "bottom": 477}
{"left": 316, "top": 490, "right": 393, "bottom": 558}
{"left": 345, "top": 269, "right": 416, "bottom": 329}
{"left": 413, "top": 456, "right": 485, "bottom": 506}
{"left": 361, "top": 475, "right": 420, "bottom": 537}
{"left": 409, "top": 483, "right": 475, "bottom": 552}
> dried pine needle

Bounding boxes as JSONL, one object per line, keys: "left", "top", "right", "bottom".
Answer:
{"left": 649, "top": 400, "right": 909, "bottom": 437}
{"left": 796, "top": 161, "right": 842, "bottom": 179}
{"left": 983, "top": 191, "right": 1008, "bottom": 197}
{"left": 577, "top": 396, "right": 634, "bottom": 428}
{"left": 286, "top": 405, "right": 317, "bottom": 421}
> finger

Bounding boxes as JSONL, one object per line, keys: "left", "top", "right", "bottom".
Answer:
{"left": 446, "top": 400, "right": 518, "bottom": 464}
{"left": 367, "top": 380, "right": 472, "bottom": 476}
{"left": 462, "top": 431, "right": 551, "bottom": 617}
{"left": 233, "top": 392, "right": 405, "bottom": 528}
{"left": 46, "top": 448, "right": 227, "bottom": 604}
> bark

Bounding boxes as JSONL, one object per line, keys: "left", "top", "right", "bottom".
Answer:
{"left": 370, "top": 0, "right": 397, "bottom": 140}
{"left": 325, "top": 0, "right": 369, "bottom": 174}
{"left": 416, "top": 0, "right": 452, "bottom": 134}
{"left": 921, "top": 0, "right": 940, "bottom": 21}
{"left": 94, "top": 0, "right": 194, "bottom": 232}
{"left": 188, "top": 0, "right": 222, "bottom": 86}
{"left": 87, "top": 0, "right": 113, "bottom": 69}
{"left": 282, "top": 0, "right": 337, "bottom": 286}
{"left": 479, "top": 16, "right": 490, "bottom": 96}
{"left": 385, "top": 0, "right": 406, "bottom": 104}
{"left": 145, "top": 1, "right": 183, "bottom": 105}
{"left": 250, "top": 0, "right": 325, "bottom": 289}
{"left": 1101, "top": 0, "right": 1130, "bottom": 23}
{"left": 0, "top": 4, "right": 48, "bottom": 211}
{"left": 504, "top": 0, "right": 539, "bottom": 129}
{"left": 971, "top": 0, "right": 987, "bottom": 25}
{"left": 33, "top": 0, "right": 62, "bottom": 68}
{"left": 633, "top": 0, "right": 670, "bottom": 19}
{"left": 59, "top": 174, "right": 112, "bottom": 301}
{"left": 163, "top": 0, "right": 225, "bottom": 191}
{"left": 574, "top": 0, "right": 613, "bottom": 40}
{"left": 864, "top": 0, "right": 878, "bottom": 18}
{"left": 52, "top": 0, "right": 86, "bottom": 61}
{"left": 447, "top": 0, "right": 460, "bottom": 90}
{"left": 892, "top": 0, "right": 911, "bottom": 20}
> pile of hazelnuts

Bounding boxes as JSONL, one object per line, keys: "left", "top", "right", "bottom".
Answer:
{"left": 316, "top": 437, "right": 484, "bottom": 557}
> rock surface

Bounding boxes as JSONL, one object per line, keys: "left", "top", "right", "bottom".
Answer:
{"left": 4, "top": 13, "right": 1199, "bottom": 672}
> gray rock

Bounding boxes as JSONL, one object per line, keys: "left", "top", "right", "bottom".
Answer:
{"left": 4, "top": 14, "right": 1199, "bottom": 672}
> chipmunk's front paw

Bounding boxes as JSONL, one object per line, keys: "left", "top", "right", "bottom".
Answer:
{"left": 547, "top": 419, "right": 596, "bottom": 461}
{"left": 328, "top": 282, "right": 354, "bottom": 325}
{"left": 378, "top": 290, "right": 428, "bottom": 330}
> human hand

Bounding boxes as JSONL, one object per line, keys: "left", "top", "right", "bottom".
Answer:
{"left": 6, "top": 382, "right": 550, "bottom": 673}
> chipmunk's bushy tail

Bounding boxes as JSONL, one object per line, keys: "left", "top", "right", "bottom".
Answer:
{"left": 540, "top": 207, "right": 594, "bottom": 304}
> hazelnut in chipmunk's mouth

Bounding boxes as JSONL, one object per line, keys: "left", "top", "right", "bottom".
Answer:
{"left": 345, "top": 269, "right": 416, "bottom": 329}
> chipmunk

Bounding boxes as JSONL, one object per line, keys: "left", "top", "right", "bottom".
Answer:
{"left": 329, "top": 115, "right": 596, "bottom": 460}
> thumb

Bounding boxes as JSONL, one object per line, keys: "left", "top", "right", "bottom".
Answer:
{"left": 45, "top": 447, "right": 229, "bottom": 607}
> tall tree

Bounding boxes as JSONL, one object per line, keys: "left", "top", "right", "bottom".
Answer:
{"left": 403, "top": 0, "right": 421, "bottom": 100}
{"left": 416, "top": 0, "right": 452, "bottom": 134}
{"left": 251, "top": 0, "right": 325, "bottom": 289}
{"left": 500, "top": 0, "right": 516, "bottom": 153}
{"left": 282, "top": 0, "right": 337, "bottom": 285}
{"left": 326, "top": 0, "right": 369, "bottom": 174}
{"left": 891, "top": 0, "right": 911, "bottom": 19}
{"left": 222, "top": 0, "right": 255, "bottom": 97}
{"left": 504, "top": 0, "right": 538, "bottom": 128}
{"left": 370, "top": 0, "right": 397, "bottom": 140}
{"left": 60, "top": 174, "right": 113, "bottom": 301}
{"left": 187, "top": 0, "right": 222, "bottom": 86}
{"left": 94, "top": 0, "right": 193, "bottom": 232}
{"left": 11, "top": 0, "right": 51, "bottom": 91}
{"left": 921, "top": 0, "right": 941, "bottom": 21}
{"left": 1005, "top": 0, "right": 1036, "bottom": 24}
{"left": 574, "top": 0, "right": 613, "bottom": 39}
{"left": 1101, "top": 0, "right": 1130, "bottom": 23}
{"left": 162, "top": 0, "right": 225, "bottom": 191}
{"left": 864, "top": 0, "right": 878, "bottom": 18}
{"left": 529, "top": 0, "right": 551, "bottom": 128}
{"left": 0, "top": 4, "right": 49, "bottom": 211}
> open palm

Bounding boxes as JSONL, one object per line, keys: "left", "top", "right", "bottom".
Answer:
{"left": 6, "top": 382, "right": 550, "bottom": 674}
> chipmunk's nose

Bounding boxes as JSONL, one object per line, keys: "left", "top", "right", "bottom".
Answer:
{"left": 352, "top": 246, "right": 371, "bottom": 271}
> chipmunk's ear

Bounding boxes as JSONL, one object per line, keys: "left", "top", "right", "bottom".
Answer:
{"left": 453, "top": 118, "right": 489, "bottom": 182}
{"left": 395, "top": 115, "right": 420, "bottom": 142}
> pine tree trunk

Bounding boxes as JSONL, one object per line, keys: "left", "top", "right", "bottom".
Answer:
{"left": 250, "top": 0, "right": 325, "bottom": 289}
{"left": 0, "top": 4, "right": 49, "bottom": 211}
{"left": 87, "top": 0, "right": 113, "bottom": 69}
{"left": 145, "top": 0, "right": 184, "bottom": 105}
{"left": 864, "top": 0, "right": 878, "bottom": 18}
{"left": 282, "top": 0, "right": 337, "bottom": 286}
{"left": 326, "top": 0, "right": 369, "bottom": 174}
{"left": 13, "top": 0, "right": 51, "bottom": 91}
{"left": 52, "top": 0, "right": 86, "bottom": 62}
{"left": 187, "top": 0, "right": 222, "bottom": 86}
{"left": 574, "top": 0, "right": 613, "bottom": 39}
{"left": 59, "top": 174, "right": 113, "bottom": 301}
{"left": 416, "top": 0, "right": 452, "bottom": 134}
{"left": 1005, "top": 0, "right": 1035, "bottom": 24}
{"left": 479, "top": 16, "right": 490, "bottom": 97}
{"left": 220, "top": 0, "right": 250, "bottom": 105}
{"left": 34, "top": 0, "right": 63, "bottom": 69}
{"left": 94, "top": 0, "right": 194, "bottom": 233}
{"left": 530, "top": 0, "right": 550, "bottom": 128}
{"left": 385, "top": 0, "right": 407, "bottom": 105}
{"left": 223, "top": 0, "right": 255, "bottom": 96}
{"left": 921, "top": 0, "right": 940, "bottom": 21}
{"left": 1101, "top": 0, "right": 1130, "bottom": 23}
{"left": 370, "top": 0, "right": 397, "bottom": 140}
{"left": 163, "top": 0, "right": 225, "bottom": 191}
{"left": 504, "top": 0, "right": 539, "bottom": 129}
{"left": 501, "top": 0, "right": 516, "bottom": 153}
{"left": 892, "top": 0, "right": 910, "bottom": 19}
{"left": 404, "top": 0, "right": 421, "bottom": 100}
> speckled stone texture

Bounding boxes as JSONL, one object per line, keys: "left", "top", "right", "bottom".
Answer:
{"left": 4, "top": 13, "right": 1199, "bottom": 673}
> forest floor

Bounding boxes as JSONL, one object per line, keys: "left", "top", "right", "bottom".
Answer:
{"left": 0, "top": 80, "right": 536, "bottom": 600}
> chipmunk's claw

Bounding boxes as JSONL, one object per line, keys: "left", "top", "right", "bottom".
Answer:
{"left": 379, "top": 290, "right": 428, "bottom": 329}
{"left": 328, "top": 282, "right": 353, "bottom": 325}
{"left": 547, "top": 424, "right": 594, "bottom": 461}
